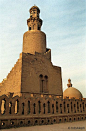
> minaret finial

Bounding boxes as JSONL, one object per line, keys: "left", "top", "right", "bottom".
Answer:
{"left": 27, "top": 5, "right": 42, "bottom": 31}
{"left": 67, "top": 78, "right": 72, "bottom": 88}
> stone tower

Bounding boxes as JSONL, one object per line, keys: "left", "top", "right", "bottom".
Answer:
{"left": 23, "top": 6, "right": 46, "bottom": 54}
{"left": 0, "top": 6, "right": 63, "bottom": 97}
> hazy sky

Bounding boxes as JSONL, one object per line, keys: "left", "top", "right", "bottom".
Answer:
{"left": 0, "top": 0, "right": 86, "bottom": 97}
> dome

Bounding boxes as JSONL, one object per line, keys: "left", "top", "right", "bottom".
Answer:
{"left": 30, "top": 5, "right": 40, "bottom": 13}
{"left": 63, "top": 79, "right": 83, "bottom": 99}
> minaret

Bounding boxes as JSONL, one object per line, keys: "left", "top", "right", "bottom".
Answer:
{"left": 67, "top": 78, "right": 72, "bottom": 88}
{"left": 27, "top": 5, "right": 42, "bottom": 31}
{"left": 23, "top": 5, "right": 46, "bottom": 54}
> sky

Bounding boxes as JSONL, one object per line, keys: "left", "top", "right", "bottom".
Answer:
{"left": 0, "top": 0, "right": 86, "bottom": 97}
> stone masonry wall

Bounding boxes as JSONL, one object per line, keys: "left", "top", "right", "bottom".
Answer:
{"left": 0, "top": 55, "right": 22, "bottom": 96}
{"left": 21, "top": 52, "right": 62, "bottom": 95}
{"left": 0, "top": 93, "right": 86, "bottom": 129}
{"left": 23, "top": 30, "right": 46, "bottom": 54}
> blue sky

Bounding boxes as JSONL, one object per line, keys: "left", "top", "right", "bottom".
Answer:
{"left": 0, "top": 0, "right": 86, "bottom": 97}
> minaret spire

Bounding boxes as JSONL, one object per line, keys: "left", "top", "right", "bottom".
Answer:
{"left": 67, "top": 78, "right": 72, "bottom": 88}
{"left": 23, "top": 6, "right": 46, "bottom": 55}
{"left": 27, "top": 5, "right": 42, "bottom": 31}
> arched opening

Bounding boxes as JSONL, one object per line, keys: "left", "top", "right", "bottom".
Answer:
{"left": 9, "top": 102, "right": 12, "bottom": 114}
{"left": 41, "top": 120, "right": 44, "bottom": 124}
{"left": 64, "top": 118, "right": 66, "bottom": 122}
{"left": 69, "top": 118, "right": 71, "bottom": 122}
{"left": 43, "top": 103, "right": 45, "bottom": 114}
{"left": 1, "top": 99, "right": 6, "bottom": 115}
{"left": 38, "top": 26, "right": 40, "bottom": 30}
{"left": 29, "top": 26, "right": 31, "bottom": 30}
{"left": 54, "top": 119, "right": 56, "bottom": 123}
{"left": 82, "top": 102, "right": 84, "bottom": 112}
{"left": 33, "top": 103, "right": 36, "bottom": 114}
{"left": 59, "top": 119, "right": 61, "bottom": 122}
{"left": 35, "top": 120, "right": 38, "bottom": 125}
{"left": 22, "top": 103, "right": 24, "bottom": 115}
{"left": 74, "top": 118, "right": 76, "bottom": 121}
{"left": 39, "top": 74, "right": 48, "bottom": 93}
{"left": 15, "top": 99, "right": 19, "bottom": 114}
{"left": 28, "top": 101, "right": 30, "bottom": 114}
{"left": 56, "top": 101, "right": 58, "bottom": 113}
{"left": 48, "top": 101, "right": 50, "bottom": 113}
{"left": 71, "top": 102, "right": 73, "bottom": 112}
{"left": 77, "top": 102, "right": 79, "bottom": 112}
{"left": 39, "top": 74, "right": 43, "bottom": 93}
{"left": 44, "top": 75, "right": 48, "bottom": 93}
{"left": 67, "top": 104, "right": 69, "bottom": 113}
{"left": 33, "top": 25, "right": 34, "bottom": 30}
{"left": 1, "top": 122, "right": 5, "bottom": 126}
{"left": 52, "top": 104, "right": 54, "bottom": 114}
{"left": 63, "top": 102, "right": 66, "bottom": 113}
{"left": 11, "top": 121, "right": 14, "bottom": 125}
{"left": 78, "top": 117, "right": 80, "bottom": 120}
{"left": 20, "top": 121, "right": 23, "bottom": 125}
{"left": 60, "top": 104, "right": 62, "bottom": 113}
{"left": 28, "top": 120, "right": 30, "bottom": 124}
{"left": 38, "top": 101, "right": 41, "bottom": 114}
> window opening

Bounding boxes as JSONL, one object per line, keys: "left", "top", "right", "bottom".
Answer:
{"left": 43, "top": 103, "right": 45, "bottom": 114}
{"left": 29, "top": 27, "right": 31, "bottom": 30}
{"left": 33, "top": 103, "right": 36, "bottom": 114}
{"left": 1, "top": 99, "right": 6, "bottom": 115}
{"left": 22, "top": 103, "right": 24, "bottom": 115}
{"left": 52, "top": 104, "right": 54, "bottom": 114}
{"left": 15, "top": 99, "right": 19, "bottom": 114}
{"left": 48, "top": 101, "right": 50, "bottom": 113}
{"left": 56, "top": 101, "right": 58, "bottom": 113}
{"left": 28, "top": 101, "right": 30, "bottom": 114}
{"left": 38, "top": 101, "right": 41, "bottom": 114}
{"left": 9, "top": 102, "right": 12, "bottom": 114}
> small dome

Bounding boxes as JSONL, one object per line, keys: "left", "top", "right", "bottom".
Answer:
{"left": 63, "top": 79, "right": 83, "bottom": 99}
{"left": 30, "top": 5, "right": 40, "bottom": 13}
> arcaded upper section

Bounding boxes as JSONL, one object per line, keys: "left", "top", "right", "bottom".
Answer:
{"left": 63, "top": 79, "right": 83, "bottom": 99}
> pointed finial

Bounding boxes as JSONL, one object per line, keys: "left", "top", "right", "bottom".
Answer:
{"left": 67, "top": 78, "right": 72, "bottom": 88}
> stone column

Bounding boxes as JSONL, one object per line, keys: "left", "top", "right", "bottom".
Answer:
{"left": 58, "top": 102, "right": 60, "bottom": 114}
{"left": 54, "top": 102, "right": 56, "bottom": 114}
{"left": 5, "top": 100, "right": 9, "bottom": 115}
{"left": 85, "top": 102, "right": 86, "bottom": 112}
{"left": 65, "top": 103, "right": 68, "bottom": 114}
{"left": 18, "top": 100, "right": 22, "bottom": 115}
{"left": 41, "top": 102, "right": 43, "bottom": 114}
{"left": 62, "top": 104, "right": 64, "bottom": 114}
{"left": 30, "top": 101, "right": 34, "bottom": 115}
{"left": 45, "top": 103, "right": 47, "bottom": 115}
{"left": 12, "top": 102, "right": 15, "bottom": 115}
{"left": 35, "top": 101, "right": 38, "bottom": 115}
{"left": 24, "top": 101, "right": 28, "bottom": 115}
{"left": 50, "top": 102, "right": 52, "bottom": 114}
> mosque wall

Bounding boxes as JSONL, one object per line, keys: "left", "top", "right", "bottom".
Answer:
{"left": 0, "top": 57, "right": 22, "bottom": 96}
{"left": 0, "top": 93, "right": 86, "bottom": 129}
{"left": 21, "top": 52, "right": 62, "bottom": 96}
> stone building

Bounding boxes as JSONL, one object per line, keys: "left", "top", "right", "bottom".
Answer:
{"left": 0, "top": 6, "right": 86, "bottom": 129}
